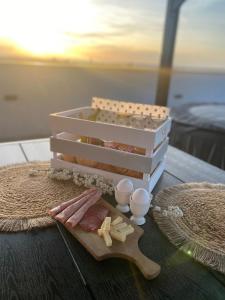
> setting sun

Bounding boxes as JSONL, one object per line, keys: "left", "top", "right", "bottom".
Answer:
{"left": 0, "top": 0, "right": 98, "bottom": 57}
{"left": 0, "top": 0, "right": 224, "bottom": 68}
{"left": 0, "top": 0, "right": 163, "bottom": 64}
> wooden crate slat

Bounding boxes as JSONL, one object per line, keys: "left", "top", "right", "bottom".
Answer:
{"left": 154, "top": 118, "right": 171, "bottom": 149}
{"left": 150, "top": 138, "right": 168, "bottom": 171}
{"left": 51, "top": 158, "right": 143, "bottom": 185}
{"left": 53, "top": 107, "right": 92, "bottom": 117}
{"left": 51, "top": 158, "right": 164, "bottom": 192}
{"left": 149, "top": 160, "right": 165, "bottom": 191}
{"left": 50, "top": 115, "right": 155, "bottom": 149}
{"left": 51, "top": 137, "right": 155, "bottom": 173}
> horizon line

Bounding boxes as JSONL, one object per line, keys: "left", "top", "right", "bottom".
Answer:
{"left": 1, "top": 57, "right": 225, "bottom": 75}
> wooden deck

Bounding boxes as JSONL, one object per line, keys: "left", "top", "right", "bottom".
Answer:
{"left": 0, "top": 139, "right": 225, "bottom": 300}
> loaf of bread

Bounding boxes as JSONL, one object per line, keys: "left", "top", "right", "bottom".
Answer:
{"left": 63, "top": 154, "right": 77, "bottom": 163}
{"left": 62, "top": 137, "right": 144, "bottom": 178}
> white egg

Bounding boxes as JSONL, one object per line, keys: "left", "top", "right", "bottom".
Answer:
{"left": 131, "top": 188, "right": 150, "bottom": 205}
{"left": 117, "top": 178, "right": 133, "bottom": 193}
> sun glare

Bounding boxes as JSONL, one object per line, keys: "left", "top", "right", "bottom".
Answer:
{"left": 0, "top": 0, "right": 98, "bottom": 57}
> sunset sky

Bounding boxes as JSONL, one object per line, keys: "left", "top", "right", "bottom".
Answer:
{"left": 0, "top": 0, "right": 224, "bottom": 69}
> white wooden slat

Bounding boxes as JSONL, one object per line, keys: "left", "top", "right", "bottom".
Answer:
{"left": 51, "top": 133, "right": 168, "bottom": 173}
{"left": 51, "top": 158, "right": 164, "bottom": 192}
{"left": 154, "top": 118, "right": 171, "bottom": 149}
{"left": 20, "top": 139, "right": 52, "bottom": 162}
{"left": 149, "top": 160, "right": 165, "bottom": 192}
{"left": 50, "top": 115, "right": 156, "bottom": 149}
{"left": 0, "top": 143, "right": 26, "bottom": 166}
{"left": 150, "top": 138, "right": 168, "bottom": 171}
{"left": 51, "top": 157, "right": 143, "bottom": 185}
{"left": 52, "top": 106, "right": 91, "bottom": 117}
{"left": 51, "top": 134, "right": 168, "bottom": 173}
{"left": 51, "top": 137, "right": 154, "bottom": 173}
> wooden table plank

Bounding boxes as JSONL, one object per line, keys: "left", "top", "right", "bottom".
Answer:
{"left": 166, "top": 146, "right": 225, "bottom": 183}
{"left": 0, "top": 227, "right": 92, "bottom": 300}
{"left": 0, "top": 143, "right": 26, "bottom": 165}
{"left": 20, "top": 139, "right": 52, "bottom": 162}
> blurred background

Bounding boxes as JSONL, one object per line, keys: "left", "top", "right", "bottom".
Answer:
{"left": 0, "top": 0, "right": 225, "bottom": 168}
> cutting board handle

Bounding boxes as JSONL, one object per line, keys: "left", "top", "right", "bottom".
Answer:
{"left": 129, "top": 246, "right": 160, "bottom": 280}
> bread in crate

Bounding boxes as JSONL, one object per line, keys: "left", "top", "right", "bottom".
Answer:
{"left": 49, "top": 98, "right": 171, "bottom": 192}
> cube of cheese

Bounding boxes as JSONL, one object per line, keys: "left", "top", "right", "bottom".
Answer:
{"left": 119, "top": 225, "right": 134, "bottom": 236}
{"left": 110, "top": 229, "right": 126, "bottom": 242}
{"left": 111, "top": 216, "right": 123, "bottom": 226}
{"left": 103, "top": 231, "right": 112, "bottom": 247}
{"left": 97, "top": 228, "right": 103, "bottom": 236}
{"left": 113, "top": 222, "right": 128, "bottom": 231}
{"left": 100, "top": 218, "right": 106, "bottom": 229}
{"left": 101, "top": 217, "right": 111, "bottom": 231}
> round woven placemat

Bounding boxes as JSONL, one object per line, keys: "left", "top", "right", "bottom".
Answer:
{"left": 0, "top": 162, "right": 85, "bottom": 232}
{"left": 153, "top": 182, "right": 225, "bottom": 274}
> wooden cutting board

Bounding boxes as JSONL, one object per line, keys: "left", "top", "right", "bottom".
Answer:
{"left": 64, "top": 199, "right": 161, "bottom": 280}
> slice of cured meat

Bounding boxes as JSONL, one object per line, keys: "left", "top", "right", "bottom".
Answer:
{"left": 49, "top": 188, "right": 97, "bottom": 217}
{"left": 54, "top": 189, "right": 98, "bottom": 223}
{"left": 66, "top": 190, "right": 102, "bottom": 228}
{"left": 79, "top": 204, "right": 109, "bottom": 232}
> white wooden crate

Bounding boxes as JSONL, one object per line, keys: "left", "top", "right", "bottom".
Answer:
{"left": 49, "top": 98, "right": 171, "bottom": 192}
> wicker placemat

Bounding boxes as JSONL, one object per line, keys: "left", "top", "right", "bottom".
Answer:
{"left": 153, "top": 182, "right": 225, "bottom": 274}
{"left": 0, "top": 162, "right": 85, "bottom": 232}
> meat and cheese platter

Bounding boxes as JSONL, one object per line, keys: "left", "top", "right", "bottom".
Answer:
{"left": 49, "top": 188, "right": 160, "bottom": 280}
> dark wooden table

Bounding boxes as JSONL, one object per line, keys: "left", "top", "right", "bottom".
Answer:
{"left": 1, "top": 139, "right": 225, "bottom": 300}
